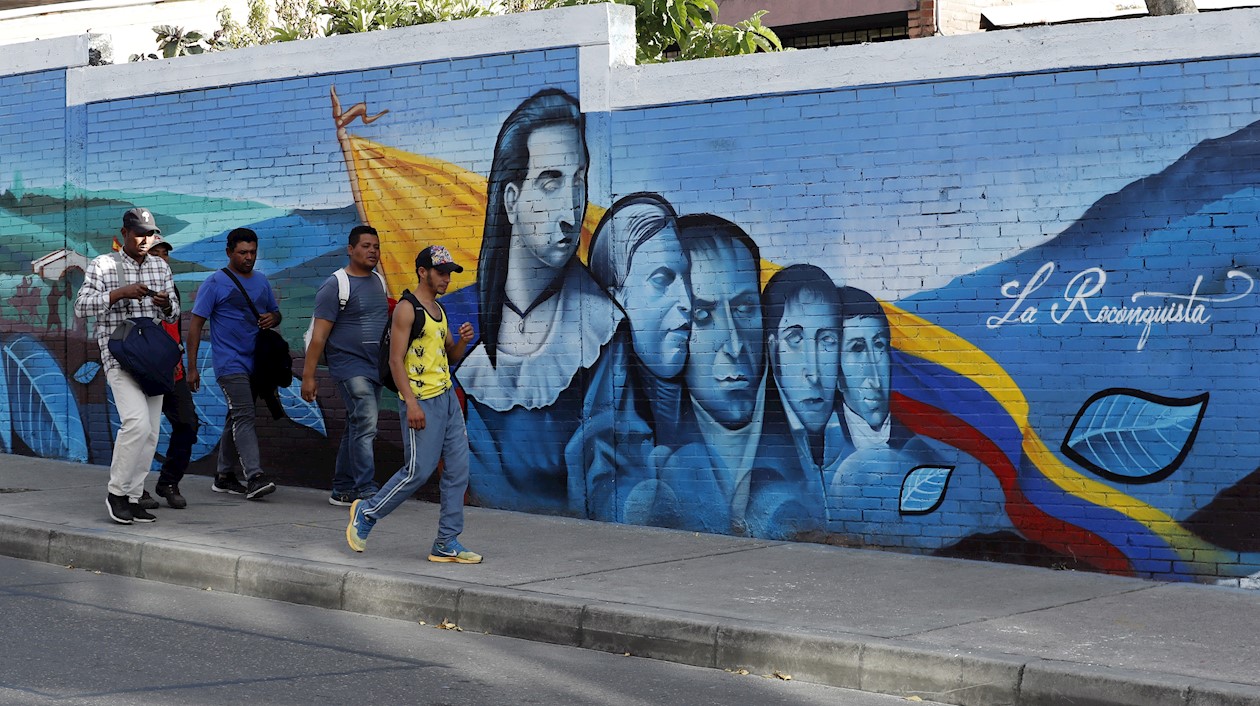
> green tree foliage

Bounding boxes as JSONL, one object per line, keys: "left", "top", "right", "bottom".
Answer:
{"left": 134, "top": 0, "right": 779, "bottom": 63}
{"left": 322, "top": 0, "right": 490, "bottom": 34}
{"left": 130, "top": 25, "right": 212, "bottom": 61}
{"left": 215, "top": 0, "right": 322, "bottom": 47}
{"left": 673, "top": 7, "right": 779, "bottom": 62}
{"left": 525, "top": 0, "right": 782, "bottom": 63}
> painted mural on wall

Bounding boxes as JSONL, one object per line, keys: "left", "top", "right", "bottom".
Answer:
{"left": 333, "top": 86, "right": 1260, "bottom": 584}
{"left": 3, "top": 52, "right": 1260, "bottom": 586}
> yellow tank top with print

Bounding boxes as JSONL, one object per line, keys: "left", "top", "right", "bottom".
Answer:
{"left": 403, "top": 302, "right": 452, "bottom": 401}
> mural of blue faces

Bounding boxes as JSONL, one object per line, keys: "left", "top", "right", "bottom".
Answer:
{"left": 5, "top": 53, "right": 1260, "bottom": 586}
{"left": 455, "top": 89, "right": 1260, "bottom": 581}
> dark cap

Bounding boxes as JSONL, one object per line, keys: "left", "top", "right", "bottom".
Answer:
{"left": 149, "top": 240, "right": 173, "bottom": 253}
{"left": 122, "top": 207, "right": 161, "bottom": 235}
{"left": 417, "top": 245, "right": 464, "bottom": 274}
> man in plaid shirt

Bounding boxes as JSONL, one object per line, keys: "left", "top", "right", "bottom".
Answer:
{"left": 74, "top": 207, "right": 180, "bottom": 525}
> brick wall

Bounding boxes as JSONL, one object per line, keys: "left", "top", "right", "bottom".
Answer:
{"left": 935, "top": 0, "right": 1017, "bottom": 35}
{"left": 1, "top": 7, "right": 1258, "bottom": 584}
{"left": 0, "top": 51, "right": 86, "bottom": 463}
{"left": 908, "top": 0, "right": 937, "bottom": 37}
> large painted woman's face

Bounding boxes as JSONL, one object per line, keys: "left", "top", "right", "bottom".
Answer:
{"left": 616, "top": 225, "right": 690, "bottom": 378}
{"left": 774, "top": 293, "right": 841, "bottom": 434}
{"left": 505, "top": 124, "right": 587, "bottom": 271}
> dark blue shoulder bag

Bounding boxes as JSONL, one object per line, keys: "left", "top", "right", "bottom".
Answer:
{"left": 107, "top": 253, "right": 182, "bottom": 396}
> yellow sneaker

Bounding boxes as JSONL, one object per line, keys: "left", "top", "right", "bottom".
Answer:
{"left": 346, "top": 499, "right": 371, "bottom": 553}
{"left": 428, "top": 538, "right": 482, "bottom": 564}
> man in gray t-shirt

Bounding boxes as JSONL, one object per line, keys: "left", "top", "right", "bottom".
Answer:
{"left": 301, "top": 225, "right": 390, "bottom": 506}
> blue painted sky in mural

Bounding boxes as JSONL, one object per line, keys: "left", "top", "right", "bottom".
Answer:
{"left": 610, "top": 64, "right": 1257, "bottom": 302}
{"left": 77, "top": 49, "right": 583, "bottom": 213}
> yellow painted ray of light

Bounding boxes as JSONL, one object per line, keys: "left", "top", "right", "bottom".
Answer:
{"left": 881, "top": 301, "right": 1227, "bottom": 570}
{"left": 346, "top": 135, "right": 605, "bottom": 296}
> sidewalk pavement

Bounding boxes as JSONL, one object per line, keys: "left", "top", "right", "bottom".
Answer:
{"left": 1, "top": 454, "right": 1257, "bottom": 706}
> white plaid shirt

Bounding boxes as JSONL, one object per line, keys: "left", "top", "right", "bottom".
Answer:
{"left": 74, "top": 251, "right": 180, "bottom": 372}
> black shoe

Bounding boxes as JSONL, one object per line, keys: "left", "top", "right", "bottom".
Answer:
{"left": 155, "top": 483, "right": 187, "bottom": 509}
{"left": 212, "top": 475, "right": 247, "bottom": 495}
{"left": 106, "top": 493, "right": 133, "bottom": 524}
{"left": 245, "top": 474, "right": 277, "bottom": 500}
{"left": 138, "top": 490, "right": 160, "bottom": 510}
{"left": 128, "top": 503, "right": 157, "bottom": 523}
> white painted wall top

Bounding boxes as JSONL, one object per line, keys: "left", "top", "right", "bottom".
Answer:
{"left": 9, "top": 4, "right": 1259, "bottom": 112}
{"left": 0, "top": 0, "right": 250, "bottom": 66}
{"left": 608, "top": 8, "right": 1260, "bottom": 109}
{"left": 981, "top": 0, "right": 1145, "bottom": 28}
{"left": 0, "top": 33, "right": 87, "bottom": 75}
{"left": 65, "top": 3, "right": 637, "bottom": 106}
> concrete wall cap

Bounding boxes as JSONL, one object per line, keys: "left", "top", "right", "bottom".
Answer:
{"left": 0, "top": 34, "right": 89, "bottom": 77}
{"left": 65, "top": 4, "right": 634, "bottom": 106}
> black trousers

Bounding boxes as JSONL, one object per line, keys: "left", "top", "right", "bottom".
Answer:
{"left": 157, "top": 378, "right": 199, "bottom": 486}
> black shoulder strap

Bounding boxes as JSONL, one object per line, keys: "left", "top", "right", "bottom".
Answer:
{"left": 400, "top": 290, "right": 425, "bottom": 340}
{"left": 220, "top": 268, "right": 262, "bottom": 321}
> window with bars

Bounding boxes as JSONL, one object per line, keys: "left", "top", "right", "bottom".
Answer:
{"left": 783, "top": 24, "right": 909, "bottom": 49}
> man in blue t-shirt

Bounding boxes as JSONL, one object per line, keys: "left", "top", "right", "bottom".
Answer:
{"left": 301, "top": 225, "right": 390, "bottom": 506}
{"left": 187, "top": 227, "right": 282, "bottom": 501}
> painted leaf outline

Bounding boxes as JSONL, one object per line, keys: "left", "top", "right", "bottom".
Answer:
{"left": 73, "top": 361, "right": 101, "bottom": 384}
{"left": 3, "top": 335, "right": 88, "bottom": 461}
{"left": 187, "top": 341, "right": 228, "bottom": 463}
{"left": 278, "top": 380, "right": 326, "bottom": 437}
{"left": 0, "top": 336, "right": 10, "bottom": 453}
{"left": 899, "top": 465, "right": 955, "bottom": 516}
{"left": 1062, "top": 388, "right": 1208, "bottom": 484}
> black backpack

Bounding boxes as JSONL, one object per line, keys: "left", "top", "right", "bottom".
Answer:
{"left": 378, "top": 290, "right": 442, "bottom": 393}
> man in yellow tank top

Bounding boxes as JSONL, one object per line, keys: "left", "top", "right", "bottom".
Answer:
{"left": 346, "top": 245, "right": 481, "bottom": 563}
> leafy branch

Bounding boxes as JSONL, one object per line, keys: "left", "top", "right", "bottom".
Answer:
{"left": 130, "top": 0, "right": 781, "bottom": 63}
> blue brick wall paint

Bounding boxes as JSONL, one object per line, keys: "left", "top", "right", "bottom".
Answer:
{"left": 0, "top": 69, "right": 87, "bottom": 462}
{"left": 1, "top": 46, "right": 1259, "bottom": 584}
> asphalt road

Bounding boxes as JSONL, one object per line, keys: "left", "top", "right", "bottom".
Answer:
{"left": 0, "top": 556, "right": 945, "bottom": 706}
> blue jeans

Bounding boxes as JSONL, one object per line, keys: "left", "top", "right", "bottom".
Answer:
{"left": 361, "top": 389, "right": 469, "bottom": 542}
{"left": 216, "top": 374, "right": 262, "bottom": 481}
{"left": 333, "top": 376, "right": 381, "bottom": 497}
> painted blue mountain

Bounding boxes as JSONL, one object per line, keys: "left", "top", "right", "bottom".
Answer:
{"left": 0, "top": 187, "right": 289, "bottom": 262}
{"left": 896, "top": 117, "right": 1260, "bottom": 518}
{"left": 175, "top": 206, "right": 361, "bottom": 274}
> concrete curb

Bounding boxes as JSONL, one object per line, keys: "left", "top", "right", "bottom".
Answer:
{"left": 1, "top": 516, "right": 1255, "bottom": 706}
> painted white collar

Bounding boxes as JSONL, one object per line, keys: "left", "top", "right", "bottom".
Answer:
{"left": 458, "top": 265, "right": 622, "bottom": 411}
{"left": 843, "top": 402, "right": 891, "bottom": 450}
